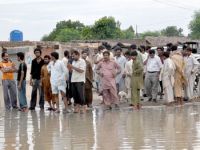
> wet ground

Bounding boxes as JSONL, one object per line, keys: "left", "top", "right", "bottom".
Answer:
{"left": 1, "top": 101, "right": 200, "bottom": 150}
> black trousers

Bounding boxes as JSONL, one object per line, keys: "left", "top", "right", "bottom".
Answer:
{"left": 71, "top": 82, "right": 85, "bottom": 106}
{"left": 66, "top": 81, "right": 73, "bottom": 99}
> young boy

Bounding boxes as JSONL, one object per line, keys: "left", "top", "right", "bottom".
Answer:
{"left": 17, "top": 52, "right": 28, "bottom": 112}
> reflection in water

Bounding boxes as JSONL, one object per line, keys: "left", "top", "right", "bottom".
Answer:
{"left": 0, "top": 105, "right": 200, "bottom": 149}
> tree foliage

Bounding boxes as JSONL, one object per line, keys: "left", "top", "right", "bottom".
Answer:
{"left": 41, "top": 17, "right": 135, "bottom": 41}
{"left": 140, "top": 31, "right": 161, "bottom": 39}
{"left": 54, "top": 28, "right": 81, "bottom": 42}
{"left": 91, "top": 16, "right": 122, "bottom": 39}
{"left": 41, "top": 16, "right": 186, "bottom": 42}
{"left": 121, "top": 26, "right": 135, "bottom": 39}
{"left": 189, "top": 11, "right": 200, "bottom": 39}
{"left": 161, "top": 26, "right": 183, "bottom": 37}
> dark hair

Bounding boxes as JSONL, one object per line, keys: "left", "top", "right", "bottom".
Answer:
{"left": 116, "top": 42, "right": 125, "bottom": 48}
{"left": 51, "top": 52, "right": 59, "bottom": 60}
{"left": 98, "top": 45, "right": 106, "bottom": 51}
{"left": 81, "top": 50, "right": 88, "bottom": 54}
{"left": 103, "top": 51, "right": 110, "bottom": 56}
{"left": 166, "top": 43, "right": 173, "bottom": 48}
{"left": 1, "top": 52, "right": 7, "bottom": 58}
{"left": 72, "top": 50, "right": 80, "bottom": 56}
{"left": 114, "top": 46, "right": 122, "bottom": 51}
{"left": 149, "top": 50, "right": 155, "bottom": 54}
{"left": 124, "top": 51, "right": 131, "bottom": 56}
{"left": 64, "top": 50, "right": 69, "bottom": 57}
{"left": 163, "top": 51, "right": 170, "bottom": 58}
{"left": 17, "top": 52, "right": 25, "bottom": 60}
{"left": 130, "top": 51, "right": 138, "bottom": 56}
{"left": 102, "top": 42, "right": 112, "bottom": 50}
{"left": 157, "top": 46, "right": 164, "bottom": 51}
{"left": 140, "top": 45, "right": 146, "bottom": 51}
{"left": 171, "top": 45, "right": 177, "bottom": 51}
{"left": 34, "top": 48, "right": 42, "bottom": 54}
{"left": 186, "top": 47, "right": 193, "bottom": 52}
{"left": 146, "top": 46, "right": 151, "bottom": 50}
{"left": 44, "top": 55, "right": 51, "bottom": 59}
{"left": 167, "top": 48, "right": 172, "bottom": 52}
{"left": 130, "top": 44, "right": 137, "bottom": 50}
{"left": 183, "top": 45, "right": 187, "bottom": 50}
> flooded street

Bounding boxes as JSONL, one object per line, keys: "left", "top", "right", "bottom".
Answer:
{"left": 0, "top": 104, "right": 200, "bottom": 149}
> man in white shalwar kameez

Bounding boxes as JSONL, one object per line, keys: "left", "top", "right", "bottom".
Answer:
{"left": 114, "top": 46, "right": 127, "bottom": 93}
{"left": 162, "top": 52, "right": 176, "bottom": 104}
{"left": 184, "top": 48, "right": 199, "bottom": 100}
{"left": 124, "top": 51, "right": 133, "bottom": 103}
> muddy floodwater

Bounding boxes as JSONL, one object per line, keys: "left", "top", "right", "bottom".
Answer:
{"left": 1, "top": 104, "right": 200, "bottom": 150}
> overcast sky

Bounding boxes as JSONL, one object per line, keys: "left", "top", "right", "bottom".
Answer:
{"left": 0, "top": 0, "right": 200, "bottom": 41}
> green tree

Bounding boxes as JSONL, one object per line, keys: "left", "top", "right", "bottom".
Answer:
{"left": 55, "top": 28, "right": 81, "bottom": 42}
{"left": 81, "top": 26, "right": 94, "bottom": 40}
{"left": 189, "top": 11, "right": 200, "bottom": 39}
{"left": 56, "top": 20, "right": 85, "bottom": 31}
{"left": 121, "top": 26, "right": 135, "bottom": 39}
{"left": 140, "top": 31, "right": 161, "bottom": 39}
{"left": 41, "top": 17, "right": 138, "bottom": 41}
{"left": 91, "top": 16, "right": 121, "bottom": 39}
{"left": 41, "top": 20, "right": 84, "bottom": 41}
{"left": 161, "top": 26, "right": 183, "bottom": 37}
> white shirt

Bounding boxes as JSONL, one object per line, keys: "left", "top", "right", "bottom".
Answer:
{"left": 141, "top": 52, "right": 148, "bottom": 63}
{"left": 71, "top": 58, "right": 86, "bottom": 83}
{"left": 115, "top": 55, "right": 127, "bottom": 83}
{"left": 146, "top": 55, "right": 162, "bottom": 72}
{"left": 124, "top": 59, "right": 133, "bottom": 76}
{"left": 62, "top": 57, "right": 68, "bottom": 67}
{"left": 184, "top": 54, "right": 199, "bottom": 76}
{"left": 47, "top": 60, "right": 68, "bottom": 86}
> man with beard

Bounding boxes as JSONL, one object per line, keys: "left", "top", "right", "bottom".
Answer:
{"left": 69, "top": 50, "right": 86, "bottom": 113}
{"left": 29, "top": 48, "right": 44, "bottom": 110}
{"left": 171, "top": 45, "right": 186, "bottom": 105}
{"left": 82, "top": 50, "right": 93, "bottom": 108}
{"left": 0, "top": 52, "right": 18, "bottom": 110}
{"left": 41, "top": 55, "right": 55, "bottom": 111}
{"left": 96, "top": 51, "right": 121, "bottom": 110}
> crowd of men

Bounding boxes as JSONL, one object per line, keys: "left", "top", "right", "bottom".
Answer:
{"left": 0, "top": 43, "right": 199, "bottom": 113}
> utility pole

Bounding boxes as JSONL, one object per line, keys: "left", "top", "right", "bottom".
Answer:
{"left": 135, "top": 24, "right": 139, "bottom": 38}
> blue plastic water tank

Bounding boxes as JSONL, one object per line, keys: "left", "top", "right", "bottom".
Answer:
{"left": 10, "top": 30, "right": 23, "bottom": 42}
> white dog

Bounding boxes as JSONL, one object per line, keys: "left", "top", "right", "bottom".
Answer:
{"left": 118, "top": 91, "right": 128, "bottom": 103}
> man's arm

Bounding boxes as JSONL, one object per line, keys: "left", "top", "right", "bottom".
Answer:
{"left": 70, "top": 60, "right": 86, "bottom": 73}
{"left": 72, "top": 66, "right": 84, "bottom": 73}
{"left": 30, "top": 60, "right": 34, "bottom": 86}
{"left": 192, "top": 57, "right": 199, "bottom": 74}
{"left": 115, "top": 62, "right": 121, "bottom": 75}
{"left": 88, "top": 62, "right": 93, "bottom": 81}
{"left": 18, "top": 64, "right": 24, "bottom": 90}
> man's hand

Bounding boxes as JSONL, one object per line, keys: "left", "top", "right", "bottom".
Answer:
{"left": 122, "top": 74, "right": 126, "bottom": 78}
{"left": 18, "top": 84, "right": 21, "bottom": 90}
{"left": 30, "top": 79, "right": 33, "bottom": 86}
{"left": 112, "top": 72, "right": 117, "bottom": 78}
{"left": 100, "top": 73, "right": 104, "bottom": 77}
